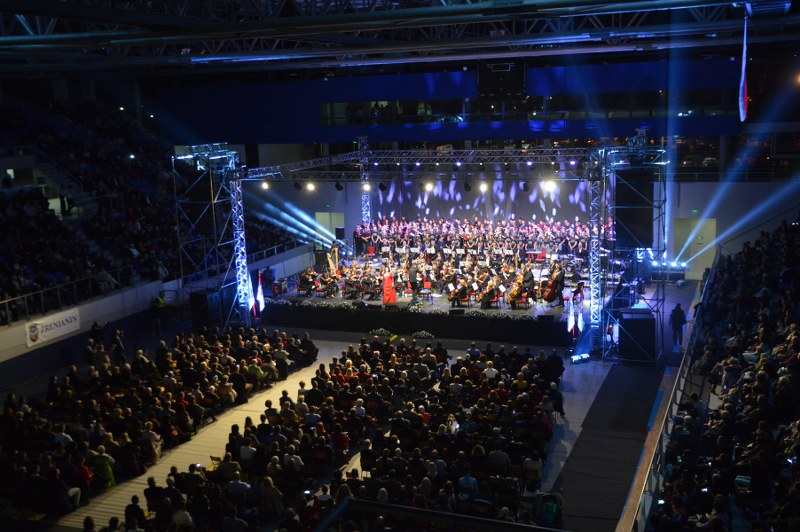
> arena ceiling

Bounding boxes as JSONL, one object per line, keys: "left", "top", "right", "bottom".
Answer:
{"left": 0, "top": 0, "right": 797, "bottom": 78}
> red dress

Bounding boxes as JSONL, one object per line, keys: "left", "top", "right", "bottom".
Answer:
{"left": 382, "top": 271, "right": 397, "bottom": 304}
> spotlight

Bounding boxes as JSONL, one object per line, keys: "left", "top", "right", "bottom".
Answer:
{"left": 335, "top": 182, "right": 344, "bottom": 191}
{"left": 479, "top": 182, "right": 488, "bottom": 193}
{"left": 379, "top": 183, "right": 387, "bottom": 192}
{"left": 543, "top": 180, "right": 556, "bottom": 193}
{"left": 526, "top": 161, "right": 533, "bottom": 166}
{"left": 415, "top": 162, "right": 421, "bottom": 167}
{"left": 128, "top": 154, "right": 135, "bottom": 159}
{"left": 362, "top": 183, "right": 371, "bottom": 191}
{"left": 464, "top": 182, "right": 471, "bottom": 192}
{"left": 522, "top": 182, "right": 530, "bottom": 192}
{"left": 373, "top": 162, "right": 378, "bottom": 167}
{"left": 261, "top": 181, "right": 270, "bottom": 190}
{"left": 570, "top": 353, "right": 590, "bottom": 364}
{"left": 651, "top": 260, "right": 659, "bottom": 267}
{"left": 455, "top": 161, "right": 462, "bottom": 167}
{"left": 670, "top": 261, "right": 678, "bottom": 268}
{"left": 424, "top": 182, "right": 434, "bottom": 192}
{"left": 306, "top": 182, "right": 316, "bottom": 191}
{"left": 681, "top": 262, "right": 687, "bottom": 268}
{"left": 569, "top": 160, "right": 576, "bottom": 166}
{"left": 293, "top": 182, "right": 302, "bottom": 191}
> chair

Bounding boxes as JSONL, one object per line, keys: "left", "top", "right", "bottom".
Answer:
{"left": 419, "top": 281, "right": 433, "bottom": 302}
{"left": 403, "top": 281, "right": 414, "bottom": 298}
{"left": 457, "top": 296, "right": 471, "bottom": 308}
{"left": 364, "top": 245, "right": 376, "bottom": 259}
{"left": 516, "top": 294, "right": 530, "bottom": 310}
{"left": 488, "top": 296, "right": 501, "bottom": 308}
{"left": 313, "top": 280, "right": 328, "bottom": 298}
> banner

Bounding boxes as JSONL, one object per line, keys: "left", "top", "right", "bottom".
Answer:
{"left": 25, "top": 307, "right": 81, "bottom": 347}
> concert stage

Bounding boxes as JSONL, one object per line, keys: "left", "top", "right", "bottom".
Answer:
{"left": 262, "top": 289, "right": 577, "bottom": 347}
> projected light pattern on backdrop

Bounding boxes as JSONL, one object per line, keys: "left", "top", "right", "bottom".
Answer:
{"left": 374, "top": 178, "right": 590, "bottom": 222}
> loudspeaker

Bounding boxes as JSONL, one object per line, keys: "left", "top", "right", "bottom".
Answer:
{"left": 449, "top": 309, "right": 465, "bottom": 316}
{"left": 335, "top": 226, "right": 345, "bottom": 240}
{"left": 537, "top": 315, "right": 555, "bottom": 322}
{"left": 384, "top": 304, "right": 400, "bottom": 312}
{"left": 615, "top": 169, "right": 654, "bottom": 249}
{"left": 190, "top": 290, "right": 221, "bottom": 328}
{"left": 365, "top": 303, "right": 382, "bottom": 310}
{"left": 618, "top": 313, "right": 656, "bottom": 362}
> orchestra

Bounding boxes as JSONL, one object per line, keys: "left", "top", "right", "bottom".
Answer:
{"left": 292, "top": 216, "right": 594, "bottom": 312}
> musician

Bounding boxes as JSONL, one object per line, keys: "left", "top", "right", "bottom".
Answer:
{"left": 408, "top": 261, "right": 421, "bottom": 298}
{"left": 449, "top": 279, "right": 468, "bottom": 308}
{"left": 343, "top": 268, "right": 362, "bottom": 300}
{"left": 522, "top": 262, "right": 536, "bottom": 292}
{"left": 550, "top": 260, "right": 566, "bottom": 308}
{"left": 318, "top": 270, "right": 338, "bottom": 297}
{"left": 361, "top": 271, "right": 379, "bottom": 300}
{"left": 478, "top": 280, "right": 498, "bottom": 310}
{"left": 299, "top": 267, "right": 316, "bottom": 296}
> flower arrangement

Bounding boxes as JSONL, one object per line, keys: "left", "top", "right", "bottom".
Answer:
{"left": 464, "top": 309, "right": 487, "bottom": 318}
{"left": 412, "top": 330, "right": 435, "bottom": 340}
{"left": 369, "top": 328, "right": 392, "bottom": 337}
{"left": 407, "top": 302, "right": 425, "bottom": 313}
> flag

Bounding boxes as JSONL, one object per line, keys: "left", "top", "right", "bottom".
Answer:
{"left": 567, "top": 297, "right": 575, "bottom": 333}
{"left": 247, "top": 273, "right": 256, "bottom": 315}
{"left": 256, "top": 271, "right": 265, "bottom": 313}
{"left": 738, "top": 16, "right": 748, "bottom": 122}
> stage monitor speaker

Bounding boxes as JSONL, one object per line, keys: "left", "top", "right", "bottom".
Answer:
{"left": 477, "top": 60, "right": 525, "bottom": 98}
{"left": 615, "top": 169, "right": 654, "bottom": 249}
{"left": 365, "top": 303, "right": 382, "bottom": 310}
{"left": 618, "top": 313, "right": 656, "bottom": 362}
{"left": 537, "top": 315, "right": 555, "bottom": 322}
{"left": 449, "top": 309, "right": 465, "bottom": 316}
{"left": 335, "top": 226, "right": 345, "bottom": 240}
{"left": 384, "top": 304, "right": 400, "bottom": 312}
{"left": 190, "top": 290, "right": 221, "bottom": 328}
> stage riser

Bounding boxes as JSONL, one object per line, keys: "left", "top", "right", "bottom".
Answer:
{"left": 261, "top": 304, "right": 572, "bottom": 346}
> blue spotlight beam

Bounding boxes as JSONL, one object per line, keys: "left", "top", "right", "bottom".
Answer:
{"left": 686, "top": 177, "right": 800, "bottom": 263}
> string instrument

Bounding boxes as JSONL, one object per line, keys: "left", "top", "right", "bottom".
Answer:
{"left": 542, "top": 264, "right": 561, "bottom": 302}
{"left": 506, "top": 273, "right": 523, "bottom": 302}
{"left": 448, "top": 287, "right": 460, "bottom": 301}
{"left": 478, "top": 286, "right": 491, "bottom": 302}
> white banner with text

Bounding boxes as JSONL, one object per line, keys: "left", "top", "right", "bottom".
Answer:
{"left": 25, "top": 307, "right": 81, "bottom": 347}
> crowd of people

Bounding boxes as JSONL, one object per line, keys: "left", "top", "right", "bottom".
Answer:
{"left": 0, "top": 100, "right": 296, "bottom": 321}
{"left": 353, "top": 215, "right": 607, "bottom": 263}
{"left": 107, "top": 336, "right": 567, "bottom": 531}
{"left": 0, "top": 323, "right": 319, "bottom": 527}
{"left": 651, "top": 215, "right": 800, "bottom": 531}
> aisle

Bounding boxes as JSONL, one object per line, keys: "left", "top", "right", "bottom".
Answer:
{"left": 52, "top": 331, "right": 611, "bottom": 530}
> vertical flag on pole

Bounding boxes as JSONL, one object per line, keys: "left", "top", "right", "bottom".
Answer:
{"left": 738, "top": 16, "right": 748, "bottom": 123}
{"left": 256, "top": 271, "right": 265, "bottom": 313}
{"left": 248, "top": 273, "right": 256, "bottom": 315}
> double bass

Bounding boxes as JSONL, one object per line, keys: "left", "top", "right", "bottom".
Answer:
{"left": 541, "top": 263, "right": 561, "bottom": 302}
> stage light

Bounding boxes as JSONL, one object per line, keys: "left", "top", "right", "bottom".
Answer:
{"left": 424, "top": 182, "right": 434, "bottom": 192}
{"left": 479, "top": 182, "right": 488, "bottom": 193}
{"left": 379, "top": 183, "right": 387, "bottom": 192}
{"left": 670, "top": 261, "right": 678, "bottom": 268}
{"left": 652, "top": 260, "right": 659, "bottom": 267}
{"left": 543, "top": 180, "right": 556, "bottom": 193}
{"left": 571, "top": 353, "right": 590, "bottom": 364}
{"left": 415, "top": 162, "right": 421, "bottom": 167}
{"left": 293, "top": 182, "right": 302, "bottom": 191}
{"left": 464, "top": 182, "right": 471, "bottom": 192}
{"left": 335, "top": 182, "right": 343, "bottom": 191}
{"left": 306, "top": 182, "right": 315, "bottom": 191}
{"left": 680, "top": 262, "right": 687, "bottom": 268}
{"left": 455, "top": 161, "right": 462, "bottom": 167}
{"left": 373, "top": 162, "right": 378, "bottom": 167}
{"left": 119, "top": 106, "right": 124, "bottom": 111}
{"left": 435, "top": 162, "right": 440, "bottom": 166}
{"left": 261, "top": 181, "right": 269, "bottom": 190}
{"left": 526, "top": 161, "right": 533, "bottom": 166}
{"left": 522, "top": 182, "right": 530, "bottom": 192}
{"left": 569, "top": 160, "right": 576, "bottom": 166}
{"left": 362, "top": 183, "right": 371, "bottom": 191}
{"left": 128, "top": 154, "right": 135, "bottom": 159}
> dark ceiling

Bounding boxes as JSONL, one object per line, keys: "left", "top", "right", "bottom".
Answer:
{"left": 0, "top": 0, "right": 797, "bottom": 78}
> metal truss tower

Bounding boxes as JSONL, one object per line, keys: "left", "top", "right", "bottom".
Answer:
{"left": 172, "top": 144, "right": 244, "bottom": 329}
{"left": 358, "top": 136, "right": 371, "bottom": 225}
{"left": 588, "top": 149, "right": 608, "bottom": 355}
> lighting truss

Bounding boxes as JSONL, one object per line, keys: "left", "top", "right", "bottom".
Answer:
{"left": 359, "top": 136, "right": 372, "bottom": 225}
{"left": 173, "top": 144, "right": 243, "bottom": 329}
{"left": 588, "top": 150, "right": 606, "bottom": 354}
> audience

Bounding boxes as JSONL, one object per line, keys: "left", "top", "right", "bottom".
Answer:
{"left": 651, "top": 214, "right": 800, "bottom": 531}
